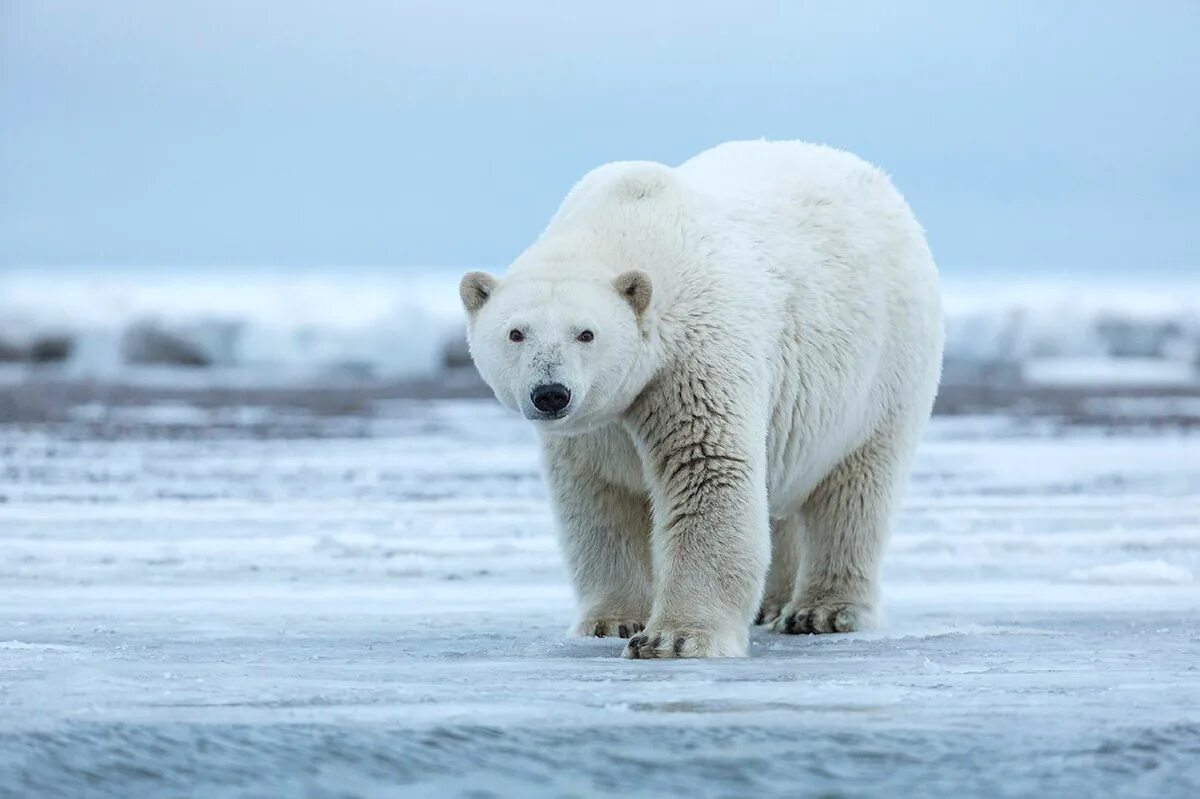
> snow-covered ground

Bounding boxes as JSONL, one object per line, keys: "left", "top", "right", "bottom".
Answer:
{"left": 1, "top": 400, "right": 1198, "bottom": 798}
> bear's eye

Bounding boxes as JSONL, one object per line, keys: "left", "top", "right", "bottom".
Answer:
{"left": 577, "top": 330, "right": 594, "bottom": 343}
{"left": 508, "top": 329, "right": 524, "bottom": 343}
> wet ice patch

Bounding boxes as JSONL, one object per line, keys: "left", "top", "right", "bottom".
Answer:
{"left": 0, "top": 641, "right": 78, "bottom": 651}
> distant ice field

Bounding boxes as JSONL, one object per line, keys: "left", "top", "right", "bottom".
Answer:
{"left": 2, "top": 268, "right": 1198, "bottom": 387}
{"left": 1, "top": 400, "right": 1198, "bottom": 798}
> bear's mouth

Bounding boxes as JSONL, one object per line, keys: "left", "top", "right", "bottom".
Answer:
{"left": 524, "top": 407, "right": 571, "bottom": 422}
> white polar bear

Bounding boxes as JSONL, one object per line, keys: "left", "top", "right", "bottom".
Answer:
{"left": 460, "top": 140, "right": 943, "bottom": 659}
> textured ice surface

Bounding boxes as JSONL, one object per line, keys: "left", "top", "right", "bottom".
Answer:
{"left": 1, "top": 401, "right": 1198, "bottom": 798}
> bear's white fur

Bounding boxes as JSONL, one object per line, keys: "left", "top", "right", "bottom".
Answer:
{"left": 461, "top": 140, "right": 943, "bottom": 658}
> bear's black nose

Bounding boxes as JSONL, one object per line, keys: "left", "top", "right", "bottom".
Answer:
{"left": 531, "top": 383, "right": 571, "bottom": 414}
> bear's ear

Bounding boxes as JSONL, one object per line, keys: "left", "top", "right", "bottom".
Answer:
{"left": 459, "top": 271, "right": 497, "bottom": 314}
{"left": 613, "top": 269, "right": 652, "bottom": 318}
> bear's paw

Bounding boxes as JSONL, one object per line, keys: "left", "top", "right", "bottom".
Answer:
{"left": 622, "top": 626, "right": 745, "bottom": 659}
{"left": 754, "top": 596, "right": 788, "bottom": 626}
{"left": 572, "top": 617, "right": 646, "bottom": 639}
{"left": 771, "top": 600, "right": 873, "bottom": 635}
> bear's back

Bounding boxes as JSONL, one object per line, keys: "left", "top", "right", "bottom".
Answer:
{"left": 677, "top": 140, "right": 894, "bottom": 210}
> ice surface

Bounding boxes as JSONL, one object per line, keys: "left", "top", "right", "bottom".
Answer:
{"left": 1024, "top": 357, "right": 1198, "bottom": 387}
{"left": 1, "top": 401, "right": 1198, "bottom": 798}
{"left": 1068, "top": 560, "right": 1194, "bottom": 585}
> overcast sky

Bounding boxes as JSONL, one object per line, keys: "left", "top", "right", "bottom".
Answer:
{"left": 2, "top": 1, "right": 1197, "bottom": 275}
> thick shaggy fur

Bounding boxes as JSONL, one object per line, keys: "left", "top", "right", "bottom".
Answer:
{"left": 461, "top": 141, "right": 943, "bottom": 658}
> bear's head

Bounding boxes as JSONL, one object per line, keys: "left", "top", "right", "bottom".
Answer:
{"left": 459, "top": 268, "right": 653, "bottom": 434}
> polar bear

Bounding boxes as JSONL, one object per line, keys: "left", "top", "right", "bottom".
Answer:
{"left": 460, "top": 140, "right": 942, "bottom": 658}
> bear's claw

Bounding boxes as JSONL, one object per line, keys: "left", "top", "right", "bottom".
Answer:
{"left": 624, "top": 632, "right": 688, "bottom": 659}
{"left": 574, "top": 618, "right": 645, "bottom": 638}
{"left": 771, "top": 601, "right": 871, "bottom": 634}
{"left": 621, "top": 626, "right": 744, "bottom": 658}
{"left": 755, "top": 598, "right": 787, "bottom": 626}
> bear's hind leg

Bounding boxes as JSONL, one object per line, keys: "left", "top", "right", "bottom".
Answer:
{"left": 773, "top": 421, "right": 913, "bottom": 635}
{"left": 756, "top": 515, "right": 803, "bottom": 625}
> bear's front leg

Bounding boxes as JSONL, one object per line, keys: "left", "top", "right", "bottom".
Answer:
{"left": 543, "top": 435, "right": 653, "bottom": 638}
{"left": 621, "top": 370, "right": 770, "bottom": 659}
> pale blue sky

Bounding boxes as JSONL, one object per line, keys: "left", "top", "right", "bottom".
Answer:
{"left": 1, "top": 1, "right": 1197, "bottom": 275}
